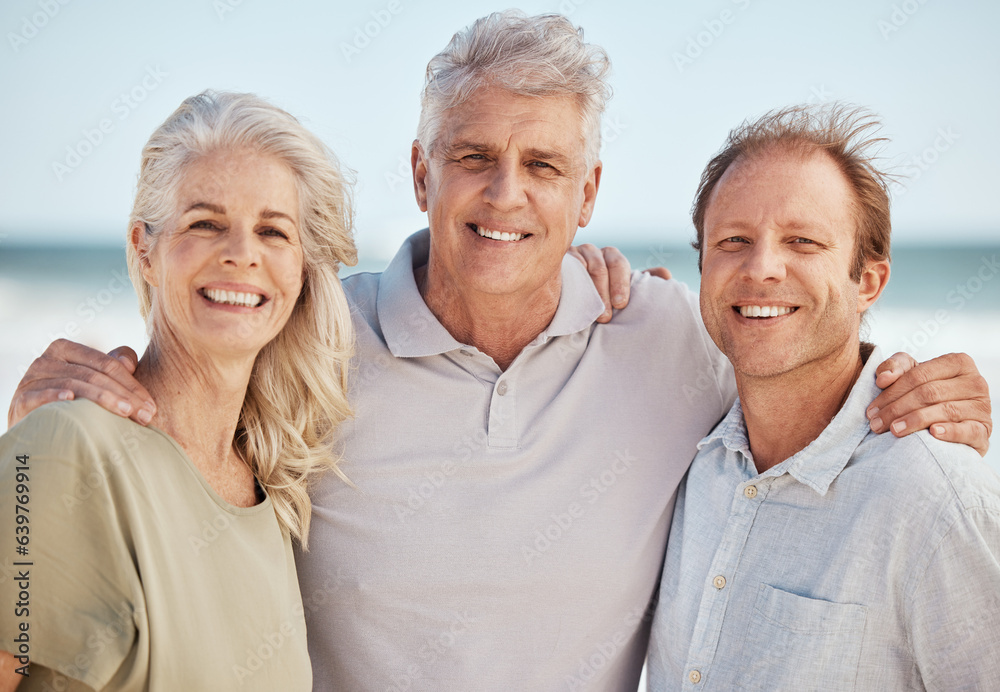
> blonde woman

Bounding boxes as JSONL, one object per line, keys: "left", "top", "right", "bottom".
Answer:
{"left": 0, "top": 91, "right": 354, "bottom": 690}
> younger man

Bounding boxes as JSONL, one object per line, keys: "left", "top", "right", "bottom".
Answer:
{"left": 648, "top": 105, "right": 1000, "bottom": 690}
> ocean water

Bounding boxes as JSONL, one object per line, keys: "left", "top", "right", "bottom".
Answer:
{"left": 2, "top": 242, "right": 999, "bottom": 475}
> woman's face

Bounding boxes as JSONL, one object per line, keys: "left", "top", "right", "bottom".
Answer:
{"left": 139, "top": 149, "right": 305, "bottom": 364}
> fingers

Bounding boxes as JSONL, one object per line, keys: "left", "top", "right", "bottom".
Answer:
{"left": 9, "top": 340, "right": 155, "bottom": 428}
{"left": 868, "top": 382, "right": 991, "bottom": 435}
{"left": 8, "top": 388, "right": 74, "bottom": 429}
{"left": 601, "top": 246, "right": 632, "bottom": 312}
{"left": 866, "top": 352, "right": 992, "bottom": 457}
{"left": 567, "top": 244, "right": 636, "bottom": 322}
{"left": 644, "top": 267, "right": 672, "bottom": 281}
{"left": 868, "top": 352, "right": 988, "bottom": 417}
{"left": 572, "top": 243, "right": 614, "bottom": 322}
{"left": 566, "top": 245, "right": 587, "bottom": 267}
{"left": 873, "top": 351, "right": 918, "bottom": 389}
{"left": 870, "top": 398, "right": 989, "bottom": 436}
{"left": 41, "top": 339, "right": 134, "bottom": 378}
{"left": 928, "top": 420, "right": 990, "bottom": 457}
{"left": 108, "top": 345, "right": 140, "bottom": 372}
{"left": 12, "top": 368, "right": 156, "bottom": 427}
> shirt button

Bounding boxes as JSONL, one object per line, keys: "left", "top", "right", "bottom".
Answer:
{"left": 689, "top": 669, "right": 702, "bottom": 684}
{"left": 713, "top": 575, "right": 726, "bottom": 589}
{"left": 744, "top": 485, "right": 758, "bottom": 499}
{"left": 497, "top": 381, "right": 508, "bottom": 396}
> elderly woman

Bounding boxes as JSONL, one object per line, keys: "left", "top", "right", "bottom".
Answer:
{"left": 0, "top": 91, "right": 354, "bottom": 690}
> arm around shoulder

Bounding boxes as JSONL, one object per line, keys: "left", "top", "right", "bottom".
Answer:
{"left": 8, "top": 340, "right": 155, "bottom": 428}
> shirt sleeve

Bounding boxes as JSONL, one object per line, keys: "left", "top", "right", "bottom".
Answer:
{"left": 908, "top": 501, "right": 1000, "bottom": 690}
{"left": 0, "top": 402, "right": 139, "bottom": 689}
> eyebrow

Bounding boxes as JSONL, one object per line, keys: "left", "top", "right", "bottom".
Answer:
{"left": 441, "top": 141, "right": 492, "bottom": 156}
{"left": 184, "top": 201, "right": 226, "bottom": 215}
{"left": 442, "top": 141, "right": 574, "bottom": 166}
{"left": 260, "top": 209, "right": 297, "bottom": 226}
{"left": 182, "top": 202, "right": 296, "bottom": 226}
{"left": 524, "top": 148, "right": 572, "bottom": 166}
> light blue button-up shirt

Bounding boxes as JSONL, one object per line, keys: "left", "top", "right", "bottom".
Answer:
{"left": 648, "top": 347, "right": 1000, "bottom": 691}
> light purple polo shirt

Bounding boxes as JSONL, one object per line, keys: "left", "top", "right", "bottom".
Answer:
{"left": 297, "top": 230, "right": 735, "bottom": 691}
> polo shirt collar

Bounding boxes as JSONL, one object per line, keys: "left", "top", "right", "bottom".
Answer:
{"left": 699, "top": 346, "right": 883, "bottom": 495}
{"left": 376, "top": 229, "right": 606, "bottom": 358}
{"left": 546, "top": 246, "right": 609, "bottom": 338}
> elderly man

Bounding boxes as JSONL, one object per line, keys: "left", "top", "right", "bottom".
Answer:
{"left": 647, "top": 106, "right": 1000, "bottom": 690}
{"left": 9, "top": 12, "right": 992, "bottom": 691}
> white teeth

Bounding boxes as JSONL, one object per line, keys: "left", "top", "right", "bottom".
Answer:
{"left": 203, "top": 288, "right": 263, "bottom": 307}
{"left": 476, "top": 226, "right": 524, "bottom": 242}
{"left": 739, "top": 305, "right": 794, "bottom": 318}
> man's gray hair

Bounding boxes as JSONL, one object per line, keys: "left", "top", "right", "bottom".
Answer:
{"left": 417, "top": 10, "right": 612, "bottom": 166}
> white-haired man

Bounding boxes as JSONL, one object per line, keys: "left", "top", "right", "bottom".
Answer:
{"left": 647, "top": 106, "right": 1000, "bottom": 690}
{"left": 9, "top": 12, "right": 992, "bottom": 691}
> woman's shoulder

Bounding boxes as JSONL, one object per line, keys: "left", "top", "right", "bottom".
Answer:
{"left": 1, "top": 399, "right": 160, "bottom": 482}
{"left": 7, "top": 398, "right": 132, "bottom": 437}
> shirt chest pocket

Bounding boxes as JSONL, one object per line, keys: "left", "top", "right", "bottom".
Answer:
{"left": 740, "top": 583, "right": 867, "bottom": 692}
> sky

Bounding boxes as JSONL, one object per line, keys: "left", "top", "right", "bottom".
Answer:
{"left": 1, "top": 0, "right": 998, "bottom": 260}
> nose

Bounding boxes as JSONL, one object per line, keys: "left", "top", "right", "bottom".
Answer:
{"left": 482, "top": 161, "right": 527, "bottom": 211}
{"left": 220, "top": 226, "right": 259, "bottom": 269}
{"left": 741, "top": 239, "right": 786, "bottom": 283}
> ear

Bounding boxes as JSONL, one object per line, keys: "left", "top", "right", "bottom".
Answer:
{"left": 412, "top": 140, "right": 429, "bottom": 213}
{"left": 577, "top": 161, "right": 602, "bottom": 228}
{"left": 130, "top": 221, "right": 158, "bottom": 287}
{"left": 857, "top": 258, "right": 890, "bottom": 312}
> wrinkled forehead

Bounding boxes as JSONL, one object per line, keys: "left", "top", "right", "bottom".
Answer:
{"left": 436, "top": 87, "right": 589, "bottom": 154}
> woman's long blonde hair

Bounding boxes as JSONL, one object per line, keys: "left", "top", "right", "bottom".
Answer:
{"left": 126, "top": 91, "right": 356, "bottom": 547}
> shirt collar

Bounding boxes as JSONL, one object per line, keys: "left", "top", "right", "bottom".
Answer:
{"left": 699, "top": 346, "right": 884, "bottom": 495}
{"left": 376, "top": 229, "right": 606, "bottom": 358}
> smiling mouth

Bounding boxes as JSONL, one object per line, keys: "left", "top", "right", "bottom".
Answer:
{"left": 735, "top": 305, "right": 797, "bottom": 318}
{"left": 470, "top": 223, "right": 529, "bottom": 242}
{"left": 200, "top": 288, "right": 266, "bottom": 308}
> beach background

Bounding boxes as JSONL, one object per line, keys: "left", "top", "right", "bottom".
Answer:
{"left": 1, "top": 0, "right": 998, "bottom": 475}
{"left": 1, "top": 2, "right": 998, "bottom": 689}
{"left": 0, "top": 5, "right": 996, "bottom": 477}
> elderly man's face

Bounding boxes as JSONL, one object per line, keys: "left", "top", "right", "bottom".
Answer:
{"left": 413, "top": 87, "right": 600, "bottom": 303}
{"left": 699, "top": 148, "right": 887, "bottom": 380}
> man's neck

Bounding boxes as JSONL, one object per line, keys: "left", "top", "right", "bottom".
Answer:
{"left": 739, "top": 342, "right": 868, "bottom": 473}
{"left": 415, "top": 264, "right": 562, "bottom": 371}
